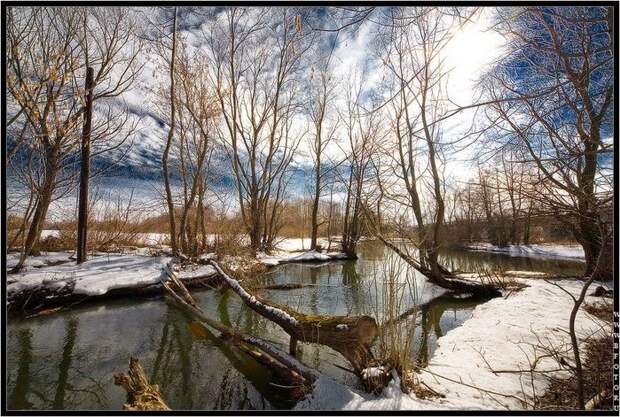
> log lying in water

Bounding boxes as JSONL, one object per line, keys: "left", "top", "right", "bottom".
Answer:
{"left": 376, "top": 235, "right": 502, "bottom": 299}
{"left": 209, "top": 260, "right": 389, "bottom": 392}
{"left": 161, "top": 265, "right": 317, "bottom": 399}
{"left": 114, "top": 357, "right": 170, "bottom": 411}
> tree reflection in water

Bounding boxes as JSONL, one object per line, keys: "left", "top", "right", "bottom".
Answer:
{"left": 415, "top": 295, "right": 483, "bottom": 367}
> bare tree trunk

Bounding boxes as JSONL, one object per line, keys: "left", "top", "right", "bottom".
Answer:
{"left": 77, "top": 66, "right": 94, "bottom": 264}
{"left": 162, "top": 7, "right": 178, "bottom": 256}
{"left": 310, "top": 160, "right": 321, "bottom": 250}
{"left": 11, "top": 151, "right": 58, "bottom": 273}
{"left": 114, "top": 358, "right": 170, "bottom": 411}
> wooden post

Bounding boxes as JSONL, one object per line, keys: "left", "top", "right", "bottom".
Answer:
{"left": 77, "top": 66, "right": 94, "bottom": 264}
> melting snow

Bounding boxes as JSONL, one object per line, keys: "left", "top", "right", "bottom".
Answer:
{"left": 257, "top": 250, "right": 351, "bottom": 266}
{"left": 464, "top": 243, "right": 585, "bottom": 261}
{"left": 7, "top": 254, "right": 218, "bottom": 297}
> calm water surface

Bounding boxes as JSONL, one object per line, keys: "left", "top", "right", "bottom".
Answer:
{"left": 6, "top": 241, "right": 584, "bottom": 410}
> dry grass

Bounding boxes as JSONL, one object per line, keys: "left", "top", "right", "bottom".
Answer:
{"left": 534, "top": 334, "right": 613, "bottom": 410}
{"left": 583, "top": 301, "right": 612, "bottom": 322}
{"left": 477, "top": 269, "right": 528, "bottom": 291}
{"left": 366, "top": 252, "right": 419, "bottom": 389}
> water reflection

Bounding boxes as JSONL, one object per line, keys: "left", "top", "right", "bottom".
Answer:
{"left": 8, "top": 329, "right": 33, "bottom": 409}
{"left": 414, "top": 295, "right": 482, "bottom": 367}
{"left": 6, "top": 241, "right": 584, "bottom": 410}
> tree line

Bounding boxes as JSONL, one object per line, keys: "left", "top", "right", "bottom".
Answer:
{"left": 6, "top": 6, "right": 614, "bottom": 283}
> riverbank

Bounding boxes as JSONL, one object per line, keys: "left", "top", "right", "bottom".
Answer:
{"left": 5, "top": 237, "right": 354, "bottom": 314}
{"left": 461, "top": 242, "right": 585, "bottom": 262}
{"left": 295, "top": 276, "right": 610, "bottom": 411}
{"left": 6, "top": 243, "right": 609, "bottom": 411}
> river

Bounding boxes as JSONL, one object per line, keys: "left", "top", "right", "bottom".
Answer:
{"left": 6, "top": 241, "right": 584, "bottom": 410}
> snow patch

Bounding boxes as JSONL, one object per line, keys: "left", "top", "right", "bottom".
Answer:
{"left": 257, "top": 250, "right": 351, "bottom": 266}
{"left": 418, "top": 278, "right": 605, "bottom": 409}
{"left": 8, "top": 253, "right": 218, "bottom": 298}
{"left": 296, "top": 371, "right": 446, "bottom": 411}
{"left": 464, "top": 243, "right": 585, "bottom": 261}
{"left": 362, "top": 366, "right": 386, "bottom": 379}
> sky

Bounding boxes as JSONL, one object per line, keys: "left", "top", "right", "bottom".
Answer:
{"left": 322, "top": 7, "right": 506, "bottom": 183}
{"left": 115, "top": 7, "right": 507, "bottom": 172}
{"left": 7, "top": 6, "right": 509, "bottom": 219}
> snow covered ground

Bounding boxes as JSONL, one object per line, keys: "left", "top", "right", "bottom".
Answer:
{"left": 7, "top": 253, "right": 216, "bottom": 297}
{"left": 256, "top": 237, "right": 350, "bottom": 266}
{"left": 296, "top": 371, "right": 449, "bottom": 411}
{"left": 6, "top": 251, "right": 75, "bottom": 272}
{"left": 297, "top": 277, "right": 608, "bottom": 410}
{"left": 273, "top": 237, "right": 339, "bottom": 252}
{"left": 464, "top": 243, "right": 585, "bottom": 262}
{"left": 257, "top": 250, "right": 351, "bottom": 266}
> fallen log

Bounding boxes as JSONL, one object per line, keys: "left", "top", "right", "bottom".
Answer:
{"left": 376, "top": 235, "right": 501, "bottom": 299}
{"left": 209, "top": 260, "right": 389, "bottom": 392}
{"left": 380, "top": 293, "right": 484, "bottom": 330}
{"left": 161, "top": 265, "right": 317, "bottom": 400}
{"left": 114, "top": 357, "right": 170, "bottom": 411}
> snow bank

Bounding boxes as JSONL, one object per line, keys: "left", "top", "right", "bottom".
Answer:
{"left": 418, "top": 278, "right": 605, "bottom": 409}
{"left": 6, "top": 251, "right": 74, "bottom": 272}
{"left": 296, "top": 371, "right": 447, "bottom": 411}
{"left": 464, "top": 243, "right": 585, "bottom": 261}
{"left": 298, "top": 278, "right": 604, "bottom": 410}
{"left": 274, "top": 237, "right": 335, "bottom": 252}
{"left": 257, "top": 250, "right": 351, "bottom": 266}
{"left": 8, "top": 254, "right": 218, "bottom": 297}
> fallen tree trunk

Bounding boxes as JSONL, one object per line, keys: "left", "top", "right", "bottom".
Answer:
{"left": 380, "top": 293, "right": 484, "bottom": 330}
{"left": 376, "top": 235, "right": 501, "bottom": 299}
{"left": 358, "top": 200, "right": 501, "bottom": 299}
{"left": 209, "top": 260, "right": 389, "bottom": 392}
{"left": 161, "top": 265, "right": 317, "bottom": 400}
{"left": 114, "top": 357, "right": 170, "bottom": 411}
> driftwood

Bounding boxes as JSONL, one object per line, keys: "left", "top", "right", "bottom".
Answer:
{"left": 209, "top": 260, "right": 389, "bottom": 392}
{"left": 161, "top": 265, "right": 317, "bottom": 400}
{"left": 114, "top": 357, "right": 170, "bottom": 411}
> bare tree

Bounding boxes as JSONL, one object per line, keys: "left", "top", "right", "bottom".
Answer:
{"left": 337, "top": 7, "right": 502, "bottom": 297}
{"left": 7, "top": 6, "right": 141, "bottom": 272}
{"left": 485, "top": 6, "right": 614, "bottom": 280}
{"left": 207, "top": 7, "right": 309, "bottom": 253}
{"left": 173, "top": 40, "right": 219, "bottom": 256}
{"left": 337, "top": 72, "right": 382, "bottom": 256}
{"left": 307, "top": 61, "right": 338, "bottom": 250}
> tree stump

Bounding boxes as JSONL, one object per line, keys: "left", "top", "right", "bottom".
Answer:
{"left": 114, "top": 357, "right": 170, "bottom": 411}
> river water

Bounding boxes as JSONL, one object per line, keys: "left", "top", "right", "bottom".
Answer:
{"left": 6, "top": 241, "right": 584, "bottom": 410}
